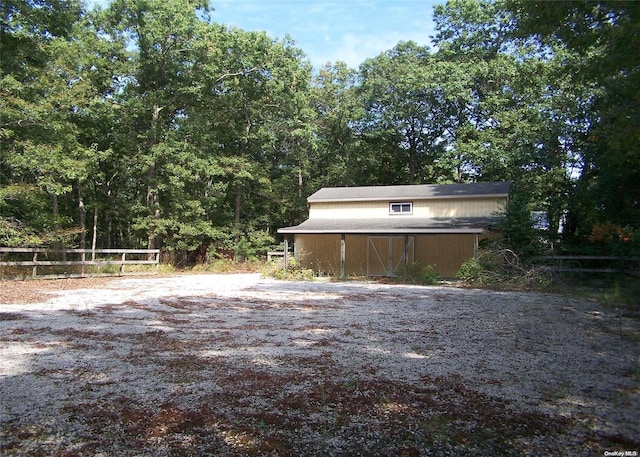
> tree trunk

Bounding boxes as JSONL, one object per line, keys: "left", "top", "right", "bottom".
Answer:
{"left": 234, "top": 184, "right": 242, "bottom": 227}
{"left": 146, "top": 173, "right": 159, "bottom": 251}
{"left": 51, "top": 192, "right": 66, "bottom": 260}
{"left": 146, "top": 103, "right": 162, "bottom": 254}
{"left": 107, "top": 216, "right": 112, "bottom": 249}
{"left": 408, "top": 150, "right": 417, "bottom": 184}
{"left": 91, "top": 206, "right": 98, "bottom": 261}
{"left": 78, "top": 182, "right": 86, "bottom": 250}
{"left": 51, "top": 192, "right": 59, "bottom": 228}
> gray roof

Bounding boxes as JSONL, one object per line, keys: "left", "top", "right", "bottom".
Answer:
{"left": 278, "top": 217, "right": 500, "bottom": 235}
{"left": 307, "top": 181, "right": 510, "bottom": 203}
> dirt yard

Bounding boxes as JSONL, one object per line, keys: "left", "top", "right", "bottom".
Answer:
{"left": 0, "top": 274, "right": 638, "bottom": 456}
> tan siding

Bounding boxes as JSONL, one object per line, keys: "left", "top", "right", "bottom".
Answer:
{"left": 344, "top": 235, "right": 368, "bottom": 276}
{"left": 296, "top": 233, "right": 477, "bottom": 278}
{"left": 309, "top": 201, "right": 388, "bottom": 219}
{"left": 296, "top": 234, "right": 369, "bottom": 276}
{"left": 415, "top": 198, "right": 506, "bottom": 217}
{"left": 366, "top": 236, "right": 390, "bottom": 276}
{"left": 414, "top": 234, "right": 476, "bottom": 278}
{"left": 309, "top": 197, "right": 506, "bottom": 219}
{"left": 364, "top": 236, "right": 415, "bottom": 276}
{"left": 295, "top": 234, "right": 341, "bottom": 274}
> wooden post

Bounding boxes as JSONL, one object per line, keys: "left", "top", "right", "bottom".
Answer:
{"left": 283, "top": 237, "right": 289, "bottom": 270}
{"left": 80, "top": 251, "right": 85, "bottom": 276}
{"left": 340, "top": 234, "right": 346, "bottom": 279}
{"left": 121, "top": 252, "right": 126, "bottom": 275}
{"left": 474, "top": 234, "right": 479, "bottom": 259}
{"left": 404, "top": 235, "right": 409, "bottom": 275}
{"left": 32, "top": 252, "right": 38, "bottom": 278}
{"left": 388, "top": 237, "right": 393, "bottom": 277}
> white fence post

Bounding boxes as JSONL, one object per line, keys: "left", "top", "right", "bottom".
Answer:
{"left": 32, "top": 252, "right": 38, "bottom": 278}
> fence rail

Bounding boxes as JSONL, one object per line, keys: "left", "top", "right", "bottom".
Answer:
{"left": 0, "top": 248, "right": 160, "bottom": 280}
{"left": 534, "top": 255, "right": 640, "bottom": 276}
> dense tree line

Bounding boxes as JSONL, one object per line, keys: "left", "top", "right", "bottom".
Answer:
{"left": 1, "top": 0, "right": 638, "bottom": 260}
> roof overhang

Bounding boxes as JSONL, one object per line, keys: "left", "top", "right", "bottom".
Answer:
{"left": 278, "top": 217, "right": 500, "bottom": 235}
{"left": 309, "top": 193, "right": 509, "bottom": 204}
{"left": 307, "top": 181, "right": 511, "bottom": 203}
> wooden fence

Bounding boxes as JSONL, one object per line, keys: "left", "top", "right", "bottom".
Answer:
{"left": 534, "top": 255, "right": 640, "bottom": 277}
{"left": 0, "top": 247, "right": 160, "bottom": 280}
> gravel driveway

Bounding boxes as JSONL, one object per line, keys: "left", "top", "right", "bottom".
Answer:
{"left": 0, "top": 274, "right": 638, "bottom": 456}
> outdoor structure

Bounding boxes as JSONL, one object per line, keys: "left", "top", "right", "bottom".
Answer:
{"left": 278, "top": 181, "right": 510, "bottom": 278}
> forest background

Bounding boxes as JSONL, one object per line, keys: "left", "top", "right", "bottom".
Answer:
{"left": 1, "top": 0, "right": 638, "bottom": 263}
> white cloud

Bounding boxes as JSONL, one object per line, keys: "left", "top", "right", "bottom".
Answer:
{"left": 85, "top": 0, "right": 439, "bottom": 69}
{"left": 293, "top": 1, "right": 438, "bottom": 68}
{"left": 309, "top": 27, "right": 435, "bottom": 69}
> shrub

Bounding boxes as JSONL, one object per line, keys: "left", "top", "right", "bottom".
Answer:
{"left": 393, "top": 262, "right": 440, "bottom": 285}
{"left": 157, "top": 263, "right": 176, "bottom": 275}
{"left": 189, "top": 259, "right": 262, "bottom": 273}
{"left": 262, "top": 257, "right": 314, "bottom": 281}
{"left": 498, "top": 189, "right": 546, "bottom": 259}
{"left": 456, "top": 258, "right": 483, "bottom": 282}
{"left": 456, "top": 248, "right": 553, "bottom": 291}
{"left": 587, "top": 222, "right": 638, "bottom": 256}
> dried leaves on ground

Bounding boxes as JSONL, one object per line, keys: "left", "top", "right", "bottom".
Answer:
{"left": 1, "top": 274, "right": 638, "bottom": 456}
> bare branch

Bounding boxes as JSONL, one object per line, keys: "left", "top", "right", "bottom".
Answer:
{"left": 215, "top": 67, "right": 262, "bottom": 83}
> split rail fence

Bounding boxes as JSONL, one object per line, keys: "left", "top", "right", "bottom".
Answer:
{"left": 0, "top": 247, "right": 160, "bottom": 280}
{"left": 534, "top": 255, "right": 640, "bottom": 277}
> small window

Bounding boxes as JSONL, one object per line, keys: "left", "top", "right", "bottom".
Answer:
{"left": 389, "top": 202, "right": 412, "bottom": 215}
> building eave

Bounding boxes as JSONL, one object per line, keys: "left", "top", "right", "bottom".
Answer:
{"left": 277, "top": 216, "right": 500, "bottom": 235}
{"left": 306, "top": 181, "right": 511, "bottom": 203}
{"left": 308, "top": 193, "right": 510, "bottom": 204}
{"left": 278, "top": 227, "right": 486, "bottom": 234}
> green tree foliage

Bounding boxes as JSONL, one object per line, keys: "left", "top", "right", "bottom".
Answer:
{"left": 504, "top": 0, "right": 640, "bottom": 233}
{"left": 358, "top": 41, "right": 458, "bottom": 184}
{"left": 88, "top": 1, "right": 312, "bottom": 256}
{"left": 1, "top": 0, "right": 90, "bottom": 245}
{"left": 1, "top": 0, "right": 636, "bottom": 260}
{"left": 432, "top": 0, "right": 577, "bottom": 237}
{"left": 97, "top": 0, "right": 214, "bottom": 251}
{"left": 308, "top": 61, "right": 361, "bottom": 187}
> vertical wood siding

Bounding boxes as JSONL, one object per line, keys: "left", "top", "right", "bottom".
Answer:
{"left": 309, "top": 197, "right": 506, "bottom": 219}
{"left": 414, "top": 234, "right": 476, "bottom": 277}
{"left": 296, "top": 234, "right": 341, "bottom": 274}
{"left": 295, "top": 233, "right": 477, "bottom": 278}
{"left": 344, "top": 235, "right": 368, "bottom": 276}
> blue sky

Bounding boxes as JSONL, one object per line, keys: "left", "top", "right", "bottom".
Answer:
{"left": 88, "top": 0, "right": 440, "bottom": 69}
{"left": 211, "top": 1, "right": 440, "bottom": 68}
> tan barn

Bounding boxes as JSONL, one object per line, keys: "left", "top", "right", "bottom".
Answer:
{"left": 277, "top": 181, "right": 510, "bottom": 278}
